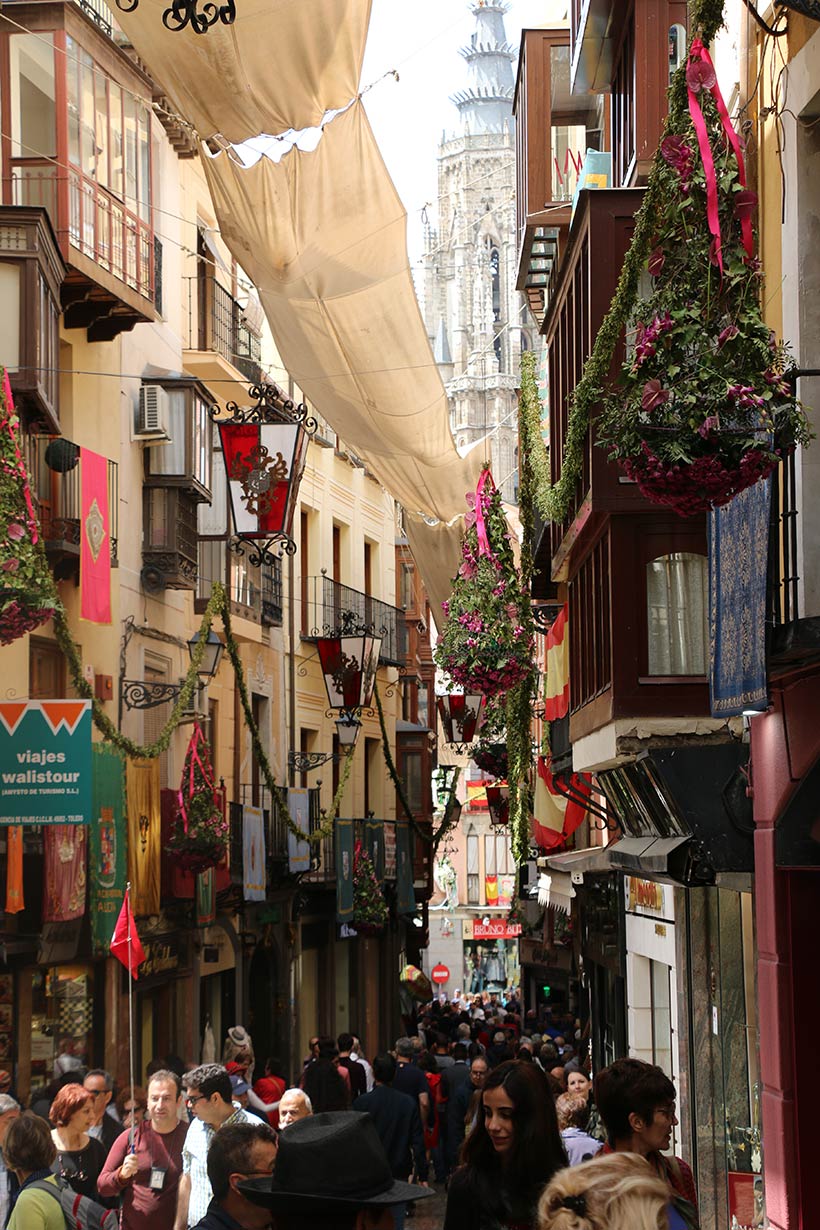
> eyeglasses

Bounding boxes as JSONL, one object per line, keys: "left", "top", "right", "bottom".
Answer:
{"left": 186, "top": 1094, "right": 206, "bottom": 1106}
{"left": 86, "top": 1089, "right": 108, "bottom": 1098}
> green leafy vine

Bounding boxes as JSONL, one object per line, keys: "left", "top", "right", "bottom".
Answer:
{"left": 534, "top": 0, "right": 727, "bottom": 524}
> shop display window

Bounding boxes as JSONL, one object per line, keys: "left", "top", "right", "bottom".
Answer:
{"left": 30, "top": 965, "right": 96, "bottom": 1088}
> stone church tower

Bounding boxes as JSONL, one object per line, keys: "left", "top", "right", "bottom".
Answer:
{"left": 423, "top": 1, "right": 532, "bottom": 504}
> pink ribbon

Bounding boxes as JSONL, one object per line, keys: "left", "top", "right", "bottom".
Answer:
{"left": 686, "top": 39, "right": 754, "bottom": 278}
{"left": 179, "top": 722, "right": 213, "bottom": 834}
{"left": 474, "top": 469, "right": 494, "bottom": 558}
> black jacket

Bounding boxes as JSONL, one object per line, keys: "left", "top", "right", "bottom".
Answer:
{"left": 353, "top": 1085, "right": 428, "bottom": 1181}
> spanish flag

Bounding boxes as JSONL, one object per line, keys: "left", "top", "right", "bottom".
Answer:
{"left": 544, "top": 604, "right": 569, "bottom": 720}
{"left": 532, "top": 755, "right": 592, "bottom": 851}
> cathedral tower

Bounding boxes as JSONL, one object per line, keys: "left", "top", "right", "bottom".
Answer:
{"left": 423, "top": 2, "right": 530, "bottom": 504}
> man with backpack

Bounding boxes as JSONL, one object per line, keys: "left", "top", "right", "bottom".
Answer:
{"left": 98, "top": 1069, "right": 187, "bottom": 1228}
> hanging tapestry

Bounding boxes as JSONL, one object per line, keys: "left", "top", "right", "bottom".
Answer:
{"left": 197, "top": 870, "right": 216, "bottom": 926}
{"left": 4, "top": 827, "right": 23, "bottom": 914}
{"left": 242, "top": 804, "right": 266, "bottom": 902}
{"left": 709, "top": 477, "right": 771, "bottom": 716}
{"left": 126, "top": 757, "right": 161, "bottom": 916}
{"left": 79, "top": 448, "right": 111, "bottom": 625}
{"left": 44, "top": 825, "right": 87, "bottom": 921}
{"left": 335, "top": 819, "right": 354, "bottom": 923}
{"left": 90, "top": 744, "right": 126, "bottom": 952}
{"left": 363, "top": 818, "right": 385, "bottom": 883}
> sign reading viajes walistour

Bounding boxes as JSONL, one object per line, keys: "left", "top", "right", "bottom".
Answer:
{"left": 0, "top": 700, "right": 92, "bottom": 824}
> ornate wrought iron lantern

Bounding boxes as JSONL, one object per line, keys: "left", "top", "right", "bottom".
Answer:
{"left": 437, "top": 693, "right": 486, "bottom": 753}
{"left": 115, "top": 0, "right": 236, "bottom": 34}
{"left": 486, "top": 784, "right": 510, "bottom": 828}
{"left": 121, "top": 625, "right": 223, "bottom": 710}
{"left": 212, "top": 382, "right": 316, "bottom": 567}
{"left": 317, "top": 612, "right": 382, "bottom": 725}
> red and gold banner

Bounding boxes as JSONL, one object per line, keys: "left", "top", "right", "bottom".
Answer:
{"left": 4, "top": 827, "right": 23, "bottom": 914}
{"left": 532, "top": 755, "right": 592, "bottom": 852}
{"left": 544, "top": 604, "right": 569, "bottom": 720}
{"left": 44, "top": 825, "right": 87, "bottom": 920}
{"left": 80, "top": 448, "right": 111, "bottom": 624}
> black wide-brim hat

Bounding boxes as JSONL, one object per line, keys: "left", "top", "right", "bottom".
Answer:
{"left": 239, "top": 1111, "right": 435, "bottom": 1212}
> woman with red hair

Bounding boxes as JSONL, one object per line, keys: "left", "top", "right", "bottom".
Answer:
{"left": 49, "top": 1084, "right": 110, "bottom": 1204}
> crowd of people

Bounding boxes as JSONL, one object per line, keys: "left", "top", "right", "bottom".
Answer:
{"left": 0, "top": 1003, "right": 699, "bottom": 1230}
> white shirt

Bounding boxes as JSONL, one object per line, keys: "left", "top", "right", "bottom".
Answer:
{"left": 182, "top": 1105, "right": 250, "bottom": 1226}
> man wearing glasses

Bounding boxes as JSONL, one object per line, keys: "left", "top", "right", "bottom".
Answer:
{"left": 83, "top": 1069, "right": 121, "bottom": 1152}
{"left": 192, "top": 1122, "right": 277, "bottom": 1229}
{"left": 174, "top": 1065, "right": 252, "bottom": 1230}
{"left": 99, "top": 1069, "right": 187, "bottom": 1229}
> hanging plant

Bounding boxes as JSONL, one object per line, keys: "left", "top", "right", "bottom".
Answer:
{"left": 596, "top": 40, "right": 810, "bottom": 516}
{"left": 473, "top": 743, "right": 508, "bottom": 779}
{"left": 0, "top": 371, "right": 60, "bottom": 645}
{"left": 435, "top": 467, "right": 533, "bottom": 694}
{"left": 472, "top": 692, "right": 508, "bottom": 778}
{"left": 166, "top": 723, "right": 228, "bottom": 873}
{"left": 352, "top": 842, "right": 388, "bottom": 935}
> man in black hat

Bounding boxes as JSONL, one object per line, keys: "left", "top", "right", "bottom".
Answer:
{"left": 239, "top": 1110, "right": 433, "bottom": 1230}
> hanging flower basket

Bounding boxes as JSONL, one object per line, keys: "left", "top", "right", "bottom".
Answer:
{"left": 435, "top": 468, "right": 533, "bottom": 694}
{"left": 166, "top": 724, "right": 227, "bottom": 873}
{"left": 0, "top": 372, "right": 60, "bottom": 645}
{"left": 352, "top": 842, "right": 388, "bottom": 934}
{"left": 598, "top": 40, "right": 810, "bottom": 516}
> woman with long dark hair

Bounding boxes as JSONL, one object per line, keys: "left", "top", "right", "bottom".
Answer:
{"left": 444, "top": 1060, "right": 567, "bottom": 1230}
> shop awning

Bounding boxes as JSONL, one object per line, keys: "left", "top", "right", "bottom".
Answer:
{"left": 607, "top": 835, "right": 697, "bottom": 883}
{"left": 201, "top": 103, "right": 481, "bottom": 526}
{"left": 541, "top": 846, "right": 614, "bottom": 876}
{"left": 112, "top": 0, "right": 373, "bottom": 142}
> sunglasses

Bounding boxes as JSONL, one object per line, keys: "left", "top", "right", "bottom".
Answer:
{"left": 186, "top": 1094, "right": 207, "bottom": 1106}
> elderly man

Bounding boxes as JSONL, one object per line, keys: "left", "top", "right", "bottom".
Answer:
{"left": 98, "top": 1068, "right": 187, "bottom": 1229}
{"left": 278, "top": 1089, "right": 312, "bottom": 1128}
{"left": 0, "top": 1093, "right": 20, "bottom": 1226}
{"left": 174, "top": 1064, "right": 251, "bottom": 1230}
{"left": 193, "top": 1122, "right": 277, "bottom": 1229}
{"left": 239, "top": 1111, "right": 432, "bottom": 1230}
{"left": 84, "top": 1068, "right": 121, "bottom": 1151}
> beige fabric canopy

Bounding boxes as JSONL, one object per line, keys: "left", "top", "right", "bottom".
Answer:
{"left": 405, "top": 514, "right": 464, "bottom": 629}
{"left": 113, "top": 0, "right": 372, "bottom": 142}
{"left": 202, "top": 102, "right": 482, "bottom": 525}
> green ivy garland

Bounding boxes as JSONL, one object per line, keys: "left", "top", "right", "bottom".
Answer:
{"left": 505, "top": 381, "right": 538, "bottom": 865}
{"left": 534, "top": 0, "right": 731, "bottom": 524}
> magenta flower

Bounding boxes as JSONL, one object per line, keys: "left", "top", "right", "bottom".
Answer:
{"left": 7, "top": 524, "right": 24, "bottom": 541}
{"left": 686, "top": 57, "right": 716, "bottom": 93}
{"left": 642, "top": 379, "right": 671, "bottom": 412}
{"left": 717, "top": 324, "right": 739, "bottom": 348}
{"left": 697, "top": 415, "right": 719, "bottom": 438}
{"left": 1, "top": 559, "right": 19, "bottom": 572}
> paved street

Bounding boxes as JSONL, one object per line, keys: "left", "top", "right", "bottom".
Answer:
{"left": 408, "top": 1182, "right": 447, "bottom": 1230}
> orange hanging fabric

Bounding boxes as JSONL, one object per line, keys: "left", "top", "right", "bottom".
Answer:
{"left": 4, "top": 826, "right": 24, "bottom": 914}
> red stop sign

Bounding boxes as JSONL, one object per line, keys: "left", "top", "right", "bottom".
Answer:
{"left": 431, "top": 963, "right": 450, "bottom": 985}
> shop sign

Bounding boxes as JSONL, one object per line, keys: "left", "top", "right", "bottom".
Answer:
{"left": 463, "top": 919, "right": 522, "bottom": 940}
{"left": 431, "top": 963, "right": 450, "bottom": 985}
{"left": 0, "top": 701, "right": 91, "bottom": 823}
{"left": 626, "top": 876, "right": 672, "bottom": 919}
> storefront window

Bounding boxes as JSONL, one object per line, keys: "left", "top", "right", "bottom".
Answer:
{"left": 464, "top": 940, "right": 518, "bottom": 994}
{"left": 31, "top": 966, "right": 96, "bottom": 1088}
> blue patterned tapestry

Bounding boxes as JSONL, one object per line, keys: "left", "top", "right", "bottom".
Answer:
{"left": 709, "top": 477, "right": 771, "bottom": 716}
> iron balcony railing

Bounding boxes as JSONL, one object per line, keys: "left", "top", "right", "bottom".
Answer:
{"left": 301, "top": 575, "right": 406, "bottom": 666}
{"left": 302, "top": 818, "right": 398, "bottom": 885}
{"left": 26, "top": 435, "right": 118, "bottom": 564}
{"left": 187, "top": 276, "right": 265, "bottom": 385}
{"left": 767, "top": 450, "right": 800, "bottom": 629}
{"left": 72, "top": 0, "right": 116, "bottom": 35}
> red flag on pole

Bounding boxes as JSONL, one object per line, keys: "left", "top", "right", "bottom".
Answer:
{"left": 109, "top": 887, "right": 145, "bottom": 979}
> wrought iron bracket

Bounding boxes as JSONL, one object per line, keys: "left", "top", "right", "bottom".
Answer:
{"left": 532, "top": 604, "right": 563, "bottom": 634}
{"left": 121, "top": 678, "right": 200, "bottom": 710}
{"left": 115, "top": 0, "right": 237, "bottom": 34}
{"left": 287, "top": 750, "right": 342, "bottom": 774}
{"left": 229, "top": 533, "right": 296, "bottom": 568}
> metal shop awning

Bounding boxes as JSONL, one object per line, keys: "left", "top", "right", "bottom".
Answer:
{"left": 542, "top": 846, "right": 614, "bottom": 876}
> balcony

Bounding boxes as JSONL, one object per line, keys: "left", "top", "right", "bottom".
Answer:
{"left": 184, "top": 275, "right": 265, "bottom": 398}
{"left": 142, "top": 487, "right": 198, "bottom": 591}
{"left": 513, "top": 29, "right": 603, "bottom": 324}
{"left": 196, "top": 541, "right": 283, "bottom": 628}
{"left": 301, "top": 575, "right": 406, "bottom": 667}
{"left": 25, "top": 434, "right": 118, "bottom": 579}
{"left": 303, "top": 818, "right": 399, "bottom": 887}
{"left": 0, "top": 206, "right": 65, "bottom": 432}
{"left": 0, "top": 6, "right": 159, "bottom": 338}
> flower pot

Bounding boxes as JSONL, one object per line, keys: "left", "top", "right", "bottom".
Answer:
{"left": 353, "top": 921, "right": 385, "bottom": 937}
{"left": 622, "top": 444, "right": 777, "bottom": 517}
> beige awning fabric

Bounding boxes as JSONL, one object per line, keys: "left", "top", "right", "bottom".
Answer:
{"left": 201, "top": 102, "right": 482, "bottom": 524}
{"left": 113, "top": 0, "right": 373, "bottom": 142}
{"left": 405, "top": 514, "right": 464, "bottom": 629}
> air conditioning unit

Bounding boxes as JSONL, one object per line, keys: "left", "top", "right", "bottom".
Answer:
{"left": 136, "top": 384, "right": 171, "bottom": 441}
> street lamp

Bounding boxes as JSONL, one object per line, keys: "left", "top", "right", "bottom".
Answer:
{"left": 121, "top": 626, "right": 224, "bottom": 710}
{"left": 486, "top": 784, "right": 510, "bottom": 828}
{"left": 335, "top": 717, "right": 362, "bottom": 749}
{"left": 213, "top": 382, "right": 316, "bottom": 567}
{"left": 317, "top": 613, "right": 382, "bottom": 723}
{"left": 437, "top": 693, "right": 486, "bottom": 753}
